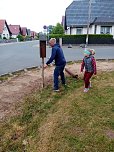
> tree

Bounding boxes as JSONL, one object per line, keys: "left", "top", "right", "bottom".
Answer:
{"left": 51, "top": 23, "right": 64, "bottom": 34}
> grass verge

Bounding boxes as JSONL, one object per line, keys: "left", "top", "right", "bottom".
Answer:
{"left": 0, "top": 71, "right": 114, "bottom": 152}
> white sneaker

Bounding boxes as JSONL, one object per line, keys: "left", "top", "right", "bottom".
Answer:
{"left": 53, "top": 89, "right": 60, "bottom": 92}
{"left": 84, "top": 88, "right": 89, "bottom": 93}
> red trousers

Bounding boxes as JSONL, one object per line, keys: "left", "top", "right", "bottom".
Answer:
{"left": 83, "top": 71, "right": 93, "bottom": 88}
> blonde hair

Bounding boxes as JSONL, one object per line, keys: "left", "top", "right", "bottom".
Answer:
{"left": 49, "top": 38, "right": 56, "bottom": 44}
{"left": 88, "top": 48, "right": 95, "bottom": 55}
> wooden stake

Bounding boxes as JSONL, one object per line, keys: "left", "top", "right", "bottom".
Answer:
{"left": 42, "top": 58, "right": 44, "bottom": 88}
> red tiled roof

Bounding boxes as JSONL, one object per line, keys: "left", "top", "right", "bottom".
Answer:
{"left": 21, "top": 27, "right": 27, "bottom": 36}
{"left": 8, "top": 25, "right": 21, "bottom": 35}
{"left": 0, "top": 19, "right": 11, "bottom": 34}
{"left": 0, "top": 19, "right": 5, "bottom": 33}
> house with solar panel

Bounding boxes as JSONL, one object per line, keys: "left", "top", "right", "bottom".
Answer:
{"left": 64, "top": 0, "right": 114, "bottom": 38}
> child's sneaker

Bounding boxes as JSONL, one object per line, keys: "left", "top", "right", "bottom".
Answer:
{"left": 83, "top": 88, "right": 89, "bottom": 93}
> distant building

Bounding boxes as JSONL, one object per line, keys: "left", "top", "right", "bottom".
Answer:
{"left": 0, "top": 19, "right": 11, "bottom": 39}
{"left": 31, "top": 31, "right": 37, "bottom": 38}
{"left": 21, "top": 27, "right": 28, "bottom": 36}
{"left": 27, "top": 29, "right": 31, "bottom": 36}
{"left": 65, "top": 0, "right": 114, "bottom": 37}
{"left": 9, "top": 25, "right": 21, "bottom": 38}
{"left": 61, "top": 16, "right": 65, "bottom": 27}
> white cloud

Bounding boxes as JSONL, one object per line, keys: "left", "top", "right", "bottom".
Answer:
{"left": 0, "top": 0, "right": 73, "bottom": 32}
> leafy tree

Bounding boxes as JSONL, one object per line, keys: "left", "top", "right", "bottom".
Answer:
{"left": 51, "top": 23, "right": 64, "bottom": 34}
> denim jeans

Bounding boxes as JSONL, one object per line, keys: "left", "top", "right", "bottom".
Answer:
{"left": 53, "top": 64, "right": 66, "bottom": 90}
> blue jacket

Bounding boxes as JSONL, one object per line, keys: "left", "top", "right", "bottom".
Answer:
{"left": 46, "top": 43, "right": 66, "bottom": 66}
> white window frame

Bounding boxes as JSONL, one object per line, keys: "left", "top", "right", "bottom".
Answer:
{"left": 76, "top": 28, "right": 83, "bottom": 34}
{"left": 100, "top": 26, "right": 112, "bottom": 34}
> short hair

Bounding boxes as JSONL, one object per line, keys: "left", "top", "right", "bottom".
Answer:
{"left": 49, "top": 38, "right": 56, "bottom": 44}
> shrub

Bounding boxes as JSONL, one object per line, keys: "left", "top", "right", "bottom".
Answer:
{"left": 49, "top": 34, "right": 114, "bottom": 44}
{"left": 17, "top": 34, "right": 24, "bottom": 41}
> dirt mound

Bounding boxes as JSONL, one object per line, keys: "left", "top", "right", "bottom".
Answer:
{"left": 0, "top": 61, "right": 114, "bottom": 121}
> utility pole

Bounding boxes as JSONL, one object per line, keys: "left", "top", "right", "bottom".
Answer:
{"left": 86, "top": 0, "right": 92, "bottom": 47}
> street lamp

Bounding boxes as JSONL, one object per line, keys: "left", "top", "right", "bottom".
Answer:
{"left": 85, "top": 0, "right": 92, "bottom": 47}
{"left": 47, "top": 26, "right": 49, "bottom": 44}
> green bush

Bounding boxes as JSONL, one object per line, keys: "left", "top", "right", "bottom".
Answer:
{"left": 49, "top": 34, "right": 114, "bottom": 44}
{"left": 17, "top": 34, "right": 24, "bottom": 41}
{"left": 88, "top": 34, "right": 114, "bottom": 44}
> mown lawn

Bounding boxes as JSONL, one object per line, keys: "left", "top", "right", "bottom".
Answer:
{"left": 0, "top": 71, "right": 114, "bottom": 152}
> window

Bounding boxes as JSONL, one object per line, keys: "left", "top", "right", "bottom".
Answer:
{"left": 4, "top": 26, "right": 7, "bottom": 31}
{"left": 100, "top": 26, "right": 112, "bottom": 34}
{"left": 76, "top": 28, "right": 83, "bottom": 34}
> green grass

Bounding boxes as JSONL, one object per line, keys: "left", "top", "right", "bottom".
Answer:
{"left": 0, "top": 71, "right": 114, "bottom": 152}
{"left": 0, "top": 74, "right": 11, "bottom": 81}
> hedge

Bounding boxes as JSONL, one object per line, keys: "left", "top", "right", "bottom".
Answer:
{"left": 49, "top": 34, "right": 114, "bottom": 44}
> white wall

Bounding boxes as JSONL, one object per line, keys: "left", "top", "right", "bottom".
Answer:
{"left": 66, "top": 27, "right": 94, "bottom": 35}
{"left": 65, "top": 27, "right": 70, "bottom": 34}
{"left": 96, "top": 25, "right": 101, "bottom": 34}
{"left": 2, "top": 24, "right": 10, "bottom": 39}
{"left": 66, "top": 25, "right": 114, "bottom": 37}
{"left": 11, "top": 35, "right": 17, "bottom": 38}
{"left": 112, "top": 25, "right": 114, "bottom": 38}
{"left": 91, "top": 25, "right": 95, "bottom": 34}
{"left": 71, "top": 28, "right": 76, "bottom": 34}
{"left": 83, "top": 28, "right": 87, "bottom": 34}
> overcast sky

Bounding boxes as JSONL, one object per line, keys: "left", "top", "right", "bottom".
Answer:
{"left": 0, "top": 0, "right": 73, "bottom": 32}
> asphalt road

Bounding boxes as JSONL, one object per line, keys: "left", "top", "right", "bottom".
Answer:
{"left": 0, "top": 40, "right": 114, "bottom": 75}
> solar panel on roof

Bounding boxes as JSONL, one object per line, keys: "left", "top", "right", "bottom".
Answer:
{"left": 66, "top": 0, "right": 114, "bottom": 26}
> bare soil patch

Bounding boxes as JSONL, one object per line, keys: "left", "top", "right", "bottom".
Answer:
{"left": 0, "top": 61, "right": 114, "bottom": 121}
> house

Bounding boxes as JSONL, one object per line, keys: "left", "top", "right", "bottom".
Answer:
{"left": 0, "top": 19, "right": 11, "bottom": 39}
{"left": 27, "top": 29, "right": 31, "bottom": 36}
{"left": 65, "top": 0, "right": 114, "bottom": 37}
{"left": 31, "top": 31, "right": 37, "bottom": 39}
{"left": 21, "top": 27, "right": 28, "bottom": 36}
{"left": 8, "top": 25, "right": 21, "bottom": 38}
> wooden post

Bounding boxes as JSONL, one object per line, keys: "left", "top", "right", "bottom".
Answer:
{"left": 42, "top": 58, "right": 44, "bottom": 88}
{"left": 39, "top": 34, "right": 46, "bottom": 88}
